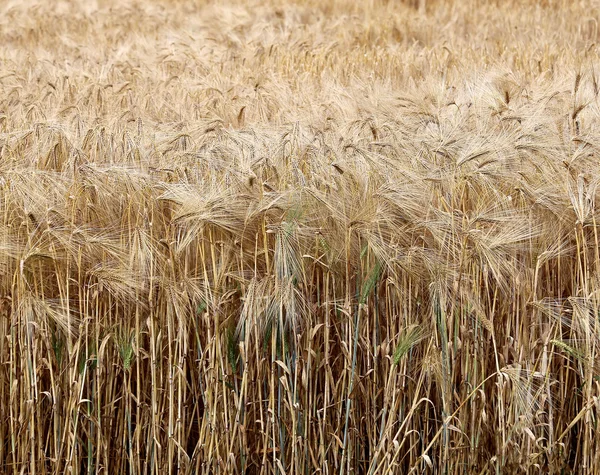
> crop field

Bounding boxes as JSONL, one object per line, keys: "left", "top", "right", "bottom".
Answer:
{"left": 2, "top": 0, "right": 600, "bottom": 473}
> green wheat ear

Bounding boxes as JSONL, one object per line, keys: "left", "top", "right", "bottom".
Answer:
{"left": 360, "top": 261, "right": 382, "bottom": 305}
{"left": 196, "top": 300, "right": 207, "bottom": 315}
{"left": 393, "top": 325, "right": 426, "bottom": 365}
{"left": 51, "top": 331, "right": 64, "bottom": 366}
{"left": 550, "top": 339, "right": 586, "bottom": 362}
{"left": 115, "top": 329, "right": 135, "bottom": 372}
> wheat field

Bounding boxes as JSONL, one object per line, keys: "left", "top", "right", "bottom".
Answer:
{"left": 2, "top": 0, "right": 600, "bottom": 473}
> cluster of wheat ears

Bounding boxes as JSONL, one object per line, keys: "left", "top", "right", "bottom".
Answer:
{"left": 2, "top": 0, "right": 600, "bottom": 473}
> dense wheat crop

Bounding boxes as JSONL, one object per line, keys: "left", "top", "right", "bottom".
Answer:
{"left": 3, "top": 0, "right": 600, "bottom": 473}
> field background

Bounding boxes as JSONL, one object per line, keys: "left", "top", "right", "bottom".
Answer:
{"left": 2, "top": 0, "right": 600, "bottom": 473}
